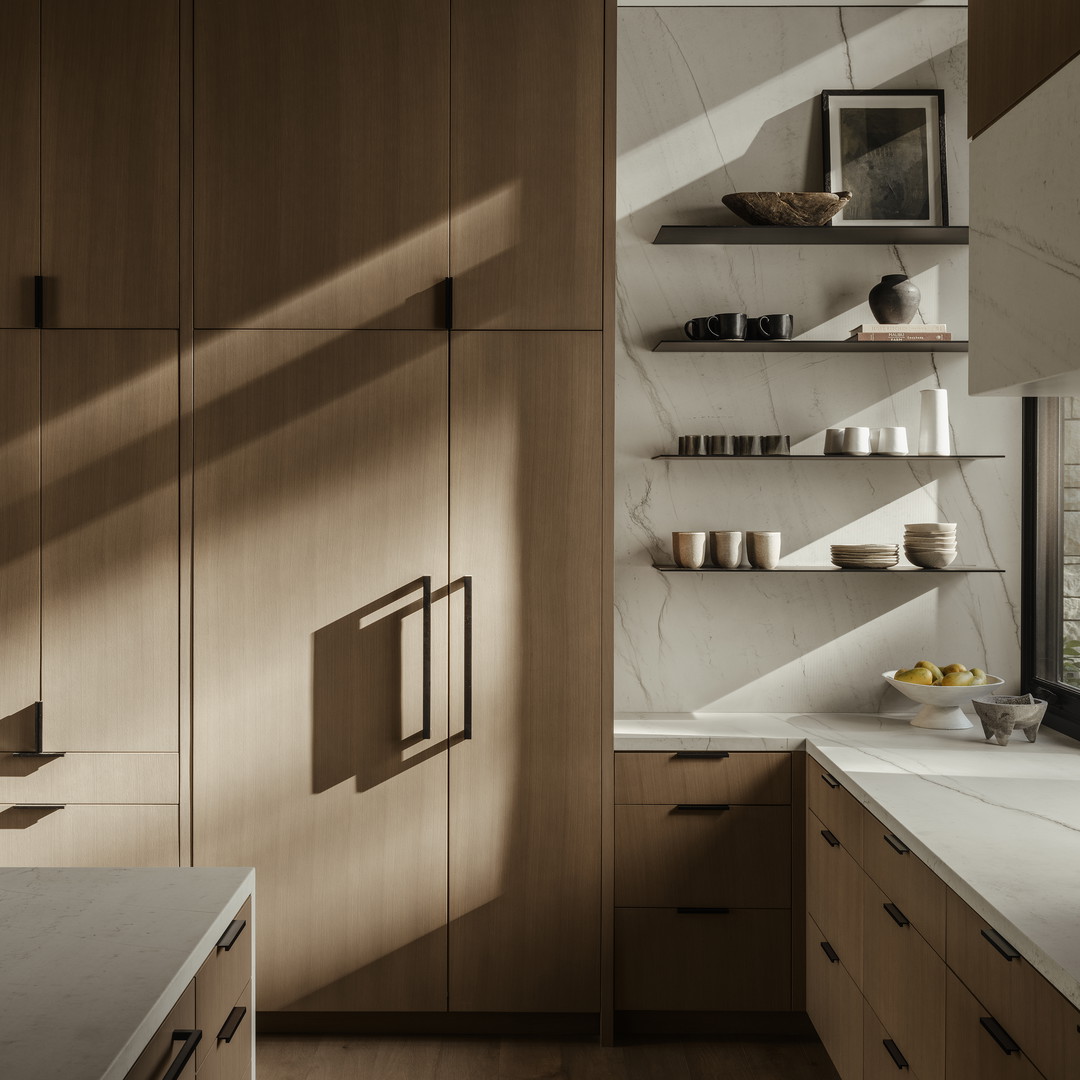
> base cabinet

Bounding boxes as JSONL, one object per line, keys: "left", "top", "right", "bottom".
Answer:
{"left": 864, "top": 999, "right": 922, "bottom": 1080}
{"left": 806, "top": 914, "right": 863, "bottom": 1080}
{"left": 945, "top": 971, "right": 1043, "bottom": 1080}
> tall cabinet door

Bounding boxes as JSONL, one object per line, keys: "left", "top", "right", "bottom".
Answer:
{"left": 41, "top": 0, "right": 179, "bottom": 328}
{"left": 194, "top": 0, "right": 449, "bottom": 330}
{"left": 448, "top": 331, "right": 603, "bottom": 1011}
{"left": 41, "top": 331, "right": 179, "bottom": 752}
{"left": 193, "top": 331, "right": 451, "bottom": 1012}
{"left": 0, "top": 1, "right": 39, "bottom": 329}
{"left": 450, "top": 0, "right": 605, "bottom": 330}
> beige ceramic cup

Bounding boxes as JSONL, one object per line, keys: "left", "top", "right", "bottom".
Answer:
{"left": 672, "top": 531, "right": 707, "bottom": 569}
{"left": 709, "top": 530, "right": 742, "bottom": 569}
{"left": 746, "top": 531, "right": 781, "bottom": 570}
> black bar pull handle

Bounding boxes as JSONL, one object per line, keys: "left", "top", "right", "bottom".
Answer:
{"left": 673, "top": 803, "right": 731, "bottom": 813}
{"left": 821, "top": 771, "right": 841, "bottom": 789}
{"left": 981, "top": 927, "right": 1021, "bottom": 961}
{"left": 884, "top": 902, "right": 910, "bottom": 928}
{"left": 462, "top": 575, "right": 473, "bottom": 740}
{"left": 163, "top": 1029, "right": 202, "bottom": 1080}
{"left": 12, "top": 701, "right": 64, "bottom": 759}
{"left": 821, "top": 829, "right": 840, "bottom": 847}
{"left": 216, "top": 1007, "right": 247, "bottom": 1044}
{"left": 34, "top": 275, "right": 43, "bottom": 328}
{"left": 884, "top": 832, "right": 910, "bottom": 855}
{"left": 674, "top": 751, "right": 730, "bottom": 759}
{"left": 444, "top": 276, "right": 454, "bottom": 330}
{"left": 216, "top": 918, "right": 246, "bottom": 951}
{"left": 820, "top": 941, "right": 840, "bottom": 963}
{"left": 883, "top": 1039, "right": 909, "bottom": 1070}
{"left": 12, "top": 804, "right": 65, "bottom": 810}
{"left": 676, "top": 907, "right": 730, "bottom": 915}
{"left": 421, "top": 576, "right": 432, "bottom": 740}
{"left": 980, "top": 1016, "right": 1020, "bottom": 1055}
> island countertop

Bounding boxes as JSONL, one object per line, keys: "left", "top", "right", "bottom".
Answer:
{"left": 0, "top": 866, "right": 254, "bottom": 1080}
{"left": 615, "top": 711, "right": 1080, "bottom": 1011}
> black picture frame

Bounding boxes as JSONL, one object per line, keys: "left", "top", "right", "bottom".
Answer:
{"left": 822, "top": 89, "right": 949, "bottom": 226}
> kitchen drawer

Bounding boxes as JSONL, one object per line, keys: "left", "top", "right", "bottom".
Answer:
{"left": 615, "top": 803, "right": 790, "bottom": 908}
{"left": 861, "top": 809, "right": 945, "bottom": 957}
{"left": 863, "top": 877, "right": 945, "bottom": 1080}
{"left": 0, "top": 753, "right": 178, "bottom": 804}
{"left": 195, "top": 980, "right": 252, "bottom": 1080}
{"left": 806, "top": 756, "right": 863, "bottom": 860}
{"left": 806, "top": 913, "right": 862, "bottom": 1080}
{"left": 124, "top": 981, "right": 196, "bottom": 1080}
{"left": 0, "top": 803, "right": 178, "bottom": 866}
{"left": 946, "top": 969, "right": 1044, "bottom": 1080}
{"left": 614, "top": 907, "right": 791, "bottom": 1011}
{"left": 864, "top": 999, "right": 923, "bottom": 1080}
{"left": 195, "top": 898, "right": 252, "bottom": 1070}
{"left": 615, "top": 751, "right": 790, "bottom": 805}
{"left": 806, "top": 808, "right": 863, "bottom": 983}
{"left": 947, "top": 889, "right": 1080, "bottom": 1080}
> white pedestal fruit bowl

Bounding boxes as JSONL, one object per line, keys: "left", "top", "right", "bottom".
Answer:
{"left": 882, "top": 670, "right": 1006, "bottom": 730}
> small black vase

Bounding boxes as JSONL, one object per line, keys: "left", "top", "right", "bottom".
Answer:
{"left": 868, "top": 274, "right": 921, "bottom": 324}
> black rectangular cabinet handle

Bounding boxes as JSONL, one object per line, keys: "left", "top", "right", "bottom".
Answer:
{"left": 980, "top": 1016, "right": 1020, "bottom": 1055}
{"left": 421, "top": 575, "right": 432, "bottom": 740}
{"left": 821, "top": 771, "right": 841, "bottom": 789}
{"left": 673, "top": 751, "right": 729, "bottom": 759}
{"left": 216, "top": 918, "right": 246, "bottom": 951}
{"left": 883, "top": 1039, "right": 909, "bottom": 1070}
{"left": 884, "top": 902, "right": 910, "bottom": 928}
{"left": 216, "top": 1006, "right": 247, "bottom": 1043}
{"left": 820, "top": 829, "right": 840, "bottom": 847}
{"left": 820, "top": 941, "right": 839, "bottom": 963}
{"left": 163, "top": 1029, "right": 202, "bottom": 1080}
{"left": 444, "top": 276, "right": 453, "bottom": 330}
{"left": 673, "top": 803, "right": 731, "bottom": 813}
{"left": 981, "top": 927, "right": 1021, "bottom": 961}
{"left": 462, "top": 576, "right": 472, "bottom": 739}
{"left": 884, "top": 832, "right": 910, "bottom": 855}
{"left": 34, "top": 275, "right": 43, "bottom": 328}
{"left": 676, "top": 907, "right": 730, "bottom": 915}
{"left": 12, "top": 804, "right": 65, "bottom": 810}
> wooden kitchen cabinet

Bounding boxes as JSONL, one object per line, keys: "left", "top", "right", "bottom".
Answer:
{"left": 195, "top": 899, "right": 252, "bottom": 1069}
{"left": 196, "top": 981, "right": 252, "bottom": 1080}
{"left": 806, "top": 913, "right": 863, "bottom": 1080}
{"left": 807, "top": 758, "right": 864, "bottom": 860}
{"left": 0, "top": 753, "right": 178, "bottom": 804}
{"left": 124, "top": 982, "right": 196, "bottom": 1080}
{"left": 864, "top": 999, "right": 923, "bottom": 1080}
{"left": 806, "top": 808, "right": 864, "bottom": 983}
{"left": 615, "top": 750, "right": 790, "bottom": 805}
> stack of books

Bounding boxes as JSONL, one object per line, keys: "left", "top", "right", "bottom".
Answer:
{"left": 848, "top": 323, "right": 952, "bottom": 342}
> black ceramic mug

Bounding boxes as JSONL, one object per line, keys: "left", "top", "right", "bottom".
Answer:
{"left": 747, "top": 314, "right": 794, "bottom": 340}
{"left": 684, "top": 316, "right": 720, "bottom": 340}
{"left": 714, "top": 312, "right": 747, "bottom": 340}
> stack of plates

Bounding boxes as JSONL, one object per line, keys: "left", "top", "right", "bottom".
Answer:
{"left": 831, "top": 544, "right": 900, "bottom": 569}
{"left": 904, "top": 523, "right": 957, "bottom": 568}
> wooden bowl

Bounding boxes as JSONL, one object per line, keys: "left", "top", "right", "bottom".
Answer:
{"left": 722, "top": 191, "right": 852, "bottom": 227}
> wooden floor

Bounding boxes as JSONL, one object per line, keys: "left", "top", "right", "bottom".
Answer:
{"left": 257, "top": 1036, "right": 839, "bottom": 1080}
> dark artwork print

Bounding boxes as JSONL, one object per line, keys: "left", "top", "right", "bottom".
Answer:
{"left": 839, "top": 107, "right": 930, "bottom": 220}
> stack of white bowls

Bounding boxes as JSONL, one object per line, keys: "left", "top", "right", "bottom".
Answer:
{"left": 830, "top": 543, "right": 900, "bottom": 569}
{"left": 904, "top": 523, "right": 957, "bottom": 568}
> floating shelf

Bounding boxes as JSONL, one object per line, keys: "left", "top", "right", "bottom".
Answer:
{"left": 651, "top": 454, "right": 1004, "bottom": 461}
{"left": 652, "top": 225, "right": 969, "bottom": 246}
{"left": 654, "top": 339, "right": 969, "bottom": 353}
{"left": 653, "top": 564, "right": 1004, "bottom": 574}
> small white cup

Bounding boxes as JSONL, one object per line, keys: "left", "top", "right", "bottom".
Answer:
{"left": 842, "top": 426, "right": 872, "bottom": 456}
{"left": 824, "top": 428, "right": 845, "bottom": 455}
{"left": 875, "top": 426, "right": 909, "bottom": 456}
{"left": 746, "top": 531, "right": 781, "bottom": 570}
{"left": 672, "top": 531, "right": 707, "bottom": 569}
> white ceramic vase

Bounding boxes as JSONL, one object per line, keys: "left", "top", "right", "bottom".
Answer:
{"left": 918, "top": 389, "right": 950, "bottom": 455}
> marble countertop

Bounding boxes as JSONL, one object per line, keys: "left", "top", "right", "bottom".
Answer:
{"left": 0, "top": 867, "right": 254, "bottom": 1080}
{"left": 616, "top": 711, "right": 1080, "bottom": 1010}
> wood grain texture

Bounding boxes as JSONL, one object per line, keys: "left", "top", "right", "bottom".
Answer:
{"left": 41, "top": 331, "right": 179, "bottom": 752}
{"left": 194, "top": 0, "right": 448, "bottom": 329}
{"left": 196, "top": 899, "right": 252, "bottom": 1070}
{"left": 970, "top": 0, "right": 1080, "bottom": 136}
{"left": 0, "top": 753, "right": 178, "bottom": 804}
{"left": 615, "top": 751, "right": 790, "bottom": 805}
{"left": 0, "top": 2, "right": 39, "bottom": 329}
{"left": 41, "top": 0, "right": 179, "bottom": 327}
{"left": 806, "top": 756, "right": 864, "bottom": 861}
{"left": 615, "top": 804, "right": 791, "bottom": 908}
{"left": 197, "top": 979, "right": 253, "bottom": 1080}
{"left": 450, "top": 0, "right": 604, "bottom": 329}
{"left": 0, "top": 332, "right": 40, "bottom": 740}
{"left": 806, "top": 913, "right": 863, "bottom": 1080}
{"left": 0, "top": 803, "right": 178, "bottom": 866}
{"left": 863, "top": 998, "right": 923, "bottom": 1080}
{"left": 614, "top": 907, "right": 791, "bottom": 1011}
{"left": 448, "top": 331, "right": 602, "bottom": 1011}
{"left": 863, "top": 877, "right": 945, "bottom": 1080}
{"left": 790, "top": 753, "right": 807, "bottom": 1012}
{"left": 806, "top": 808, "right": 864, "bottom": 986}
{"left": 124, "top": 981, "right": 195, "bottom": 1080}
{"left": 193, "top": 330, "right": 450, "bottom": 1013}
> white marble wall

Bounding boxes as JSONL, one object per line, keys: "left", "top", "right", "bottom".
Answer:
{"left": 616, "top": 7, "right": 1022, "bottom": 714}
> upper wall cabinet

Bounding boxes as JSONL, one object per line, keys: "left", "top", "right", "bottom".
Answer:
{"left": 42, "top": 0, "right": 180, "bottom": 328}
{"left": 450, "top": 0, "right": 605, "bottom": 330}
{"left": 194, "top": 0, "right": 450, "bottom": 330}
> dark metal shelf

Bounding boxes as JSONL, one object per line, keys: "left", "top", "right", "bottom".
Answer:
{"left": 654, "top": 564, "right": 1004, "bottom": 574}
{"left": 654, "top": 339, "right": 968, "bottom": 353}
{"left": 651, "top": 454, "right": 1004, "bottom": 461}
{"left": 652, "top": 225, "right": 969, "bottom": 246}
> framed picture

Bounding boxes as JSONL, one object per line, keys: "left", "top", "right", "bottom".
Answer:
{"left": 822, "top": 89, "right": 948, "bottom": 226}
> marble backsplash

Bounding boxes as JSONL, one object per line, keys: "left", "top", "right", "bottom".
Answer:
{"left": 616, "top": 6, "right": 1022, "bottom": 714}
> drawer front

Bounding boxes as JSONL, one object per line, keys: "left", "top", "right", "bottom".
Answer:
{"left": 806, "top": 808, "right": 863, "bottom": 983}
{"left": 863, "top": 877, "right": 945, "bottom": 1080}
{"left": 195, "top": 898, "right": 252, "bottom": 1069}
{"left": 862, "top": 810, "right": 945, "bottom": 957}
{"left": 0, "top": 753, "right": 178, "bottom": 803}
{"left": 864, "top": 999, "right": 923, "bottom": 1080}
{"left": 946, "top": 970, "right": 1044, "bottom": 1080}
{"left": 615, "top": 751, "right": 791, "bottom": 805}
{"left": 614, "top": 907, "right": 791, "bottom": 1011}
{"left": 806, "top": 913, "right": 862, "bottom": 1080}
{"left": 195, "top": 980, "right": 252, "bottom": 1080}
{"left": 947, "top": 890, "right": 1080, "bottom": 1080}
{"left": 615, "top": 804, "right": 790, "bottom": 908}
{"left": 124, "top": 981, "right": 196, "bottom": 1080}
{"left": 806, "top": 756, "right": 863, "bottom": 860}
{"left": 0, "top": 803, "right": 178, "bottom": 866}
